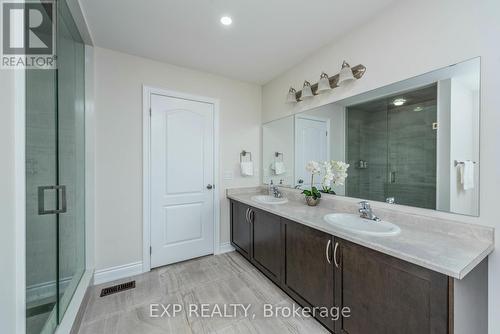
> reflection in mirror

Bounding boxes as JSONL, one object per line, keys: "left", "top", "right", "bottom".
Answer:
{"left": 345, "top": 84, "right": 438, "bottom": 210}
{"left": 296, "top": 105, "right": 347, "bottom": 195}
{"left": 262, "top": 57, "right": 480, "bottom": 216}
{"left": 262, "top": 117, "right": 294, "bottom": 187}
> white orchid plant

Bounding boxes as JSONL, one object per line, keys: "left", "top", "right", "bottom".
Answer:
{"left": 321, "top": 160, "right": 350, "bottom": 194}
{"left": 302, "top": 160, "right": 350, "bottom": 198}
{"left": 302, "top": 161, "right": 322, "bottom": 200}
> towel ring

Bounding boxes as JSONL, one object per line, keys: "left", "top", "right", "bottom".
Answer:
{"left": 240, "top": 150, "right": 252, "bottom": 162}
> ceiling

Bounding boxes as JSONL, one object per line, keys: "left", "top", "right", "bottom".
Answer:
{"left": 80, "top": 0, "right": 395, "bottom": 84}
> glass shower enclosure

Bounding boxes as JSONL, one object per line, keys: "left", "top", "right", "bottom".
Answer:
{"left": 346, "top": 84, "right": 438, "bottom": 209}
{"left": 25, "top": 1, "right": 85, "bottom": 333}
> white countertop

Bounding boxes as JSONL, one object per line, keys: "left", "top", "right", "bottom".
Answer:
{"left": 227, "top": 187, "right": 494, "bottom": 279}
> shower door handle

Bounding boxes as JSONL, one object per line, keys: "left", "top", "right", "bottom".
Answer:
{"left": 390, "top": 171, "right": 396, "bottom": 184}
{"left": 38, "top": 185, "right": 67, "bottom": 215}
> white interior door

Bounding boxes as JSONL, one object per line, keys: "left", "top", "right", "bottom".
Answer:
{"left": 295, "top": 116, "right": 329, "bottom": 187}
{"left": 150, "top": 94, "right": 215, "bottom": 268}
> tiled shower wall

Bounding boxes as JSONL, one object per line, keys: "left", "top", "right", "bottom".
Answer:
{"left": 346, "top": 96, "right": 437, "bottom": 209}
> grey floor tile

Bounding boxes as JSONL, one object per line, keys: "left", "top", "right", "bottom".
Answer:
{"left": 78, "top": 252, "right": 329, "bottom": 334}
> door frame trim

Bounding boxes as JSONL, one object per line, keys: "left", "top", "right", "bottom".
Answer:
{"left": 142, "top": 85, "right": 221, "bottom": 272}
{"left": 14, "top": 63, "right": 27, "bottom": 334}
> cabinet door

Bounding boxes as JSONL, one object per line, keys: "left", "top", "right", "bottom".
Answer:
{"left": 230, "top": 201, "right": 251, "bottom": 259}
{"left": 284, "top": 220, "right": 335, "bottom": 331}
{"left": 251, "top": 208, "right": 282, "bottom": 284}
{"left": 335, "top": 239, "right": 450, "bottom": 334}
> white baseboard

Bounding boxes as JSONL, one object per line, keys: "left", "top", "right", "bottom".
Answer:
{"left": 218, "top": 242, "right": 235, "bottom": 254}
{"left": 93, "top": 261, "right": 143, "bottom": 285}
{"left": 94, "top": 244, "right": 234, "bottom": 286}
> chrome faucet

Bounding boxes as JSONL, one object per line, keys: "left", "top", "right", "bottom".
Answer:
{"left": 358, "top": 201, "right": 381, "bottom": 222}
{"left": 385, "top": 197, "right": 395, "bottom": 204}
{"left": 294, "top": 178, "right": 304, "bottom": 189}
{"left": 271, "top": 185, "right": 283, "bottom": 198}
{"left": 268, "top": 180, "right": 283, "bottom": 198}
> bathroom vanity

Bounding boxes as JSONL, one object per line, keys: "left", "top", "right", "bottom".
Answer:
{"left": 242, "top": 57, "right": 493, "bottom": 334}
{"left": 227, "top": 187, "right": 493, "bottom": 334}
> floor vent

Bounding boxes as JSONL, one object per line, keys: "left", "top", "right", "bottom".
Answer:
{"left": 100, "top": 280, "right": 136, "bottom": 297}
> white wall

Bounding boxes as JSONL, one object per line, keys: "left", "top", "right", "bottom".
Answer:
{"left": 94, "top": 47, "right": 262, "bottom": 270}
{"left": 262, "top": 0, "right": 500, "bottom": 333}
{"left": 0, "top": 71, "right": 18, "bottom": 334}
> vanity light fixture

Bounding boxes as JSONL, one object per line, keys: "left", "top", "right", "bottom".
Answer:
{"left": 301, "top": 81, "right": 314, "bottom": 99}
{"left": 285, "top": 62, "right": 366, "bottom": 104}
{"left": 338, "top": 61, "right": 355, "bottom": 85}
{"left": 286, "top": 87, "right": 298, "bottom": 103}
{"left": 220, "top": 16, "right": 232, "bottom": 25}
{"left": 393, "top": 98, "right": 407, "bottom": 106}
{"left": 317, "top": 72, "right": 332, "bottom": 93}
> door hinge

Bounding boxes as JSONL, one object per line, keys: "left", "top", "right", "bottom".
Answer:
{"left": 150, "top": 246, "right": 152, "bottom": 255}
{"left": 326, "top": 131, "right": 328, "bottom": 136}
{"left": 149, "top": 108, "right": 152, "bottom": 116}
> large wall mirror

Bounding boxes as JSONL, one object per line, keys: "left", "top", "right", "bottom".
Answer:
{"left": 262, "top": 57, "right": 480, "bottom": 216}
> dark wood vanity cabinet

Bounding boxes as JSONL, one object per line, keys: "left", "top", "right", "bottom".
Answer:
{"left": 283, "top": 220, "right": 335, "bottom": 331}
{"left": 250, "top": 208, "right": 282, "bottom": 284}
{"left": 334, "top": 239, "right": 451, "bottom": 334}
{"left": 230, "top": 201, "right": 283, "bottom": 276}
{"left": 229, "top": 200, "right": 452, "bottom": 334}
{"left": 230, "top": 200, "right": 251, "bottom": 259}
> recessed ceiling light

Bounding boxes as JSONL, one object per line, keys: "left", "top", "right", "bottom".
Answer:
{"left": 393, "top": 98, "right": 406, "bottom": 106}
{"left": 220, "top": 16, "right": 232, "bottom": 26}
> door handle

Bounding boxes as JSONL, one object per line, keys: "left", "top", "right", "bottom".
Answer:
{"left": 390, "top": 171, "right": 396, "bottom": 184}
{"left": 38, "top": 185, "right": 67, "bottom": 215}
{"left": 326, "top": 239, "right": 332, "bottom": 264}
{"left": 333, "top": 242, "right": 340, "bottom": 268}
{"left": 206, "top": 184, "right": 214, "bottom": 190}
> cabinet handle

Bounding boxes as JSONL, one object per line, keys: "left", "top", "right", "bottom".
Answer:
{"left": 333, "top": 242, "right": 340, "bottom": 268}
{"left": 245, "top": 208, "right": 250, "bottom": 223}
{"left": 326, "top": 239, "right": 332, "bottom": 264}
{"left": 249, "top": 209, "right": 254, "bottom": 223}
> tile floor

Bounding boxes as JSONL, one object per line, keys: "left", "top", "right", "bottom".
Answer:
{"left": 78, "top": 252, "right": 329, "bottom": 334}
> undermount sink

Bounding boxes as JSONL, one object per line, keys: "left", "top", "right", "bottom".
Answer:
{"left": 324, "top": 213, "right": 401, "bottom": 237}
{"left": 251, "top": 195, "right": 288, "bottom": 205}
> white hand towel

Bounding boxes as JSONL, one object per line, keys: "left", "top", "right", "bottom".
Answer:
{"left": 240, "top": 161, "right": 254, "bottom": 176}
{"left": 274, "top": 161, "right": 286, "bottom": 175}
{"left": 460, "top": 160, "right": 475, "bottom": 190}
